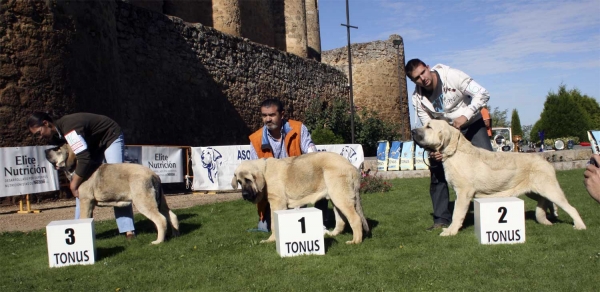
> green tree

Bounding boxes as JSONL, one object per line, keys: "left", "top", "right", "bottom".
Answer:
{"left": 304, "top": 96, "right": 399, "bottom": 156}
{"left": 529, "top": 85, "right": 592, "bottom": 142}
{"left": 572, "top": 91, "right": 600, "bottom": 129}
{"left": 489, "top": 105, "right": 510, "bottom": 127}
{"left": 511, "top": 109, "right": 524, "bottom": 137}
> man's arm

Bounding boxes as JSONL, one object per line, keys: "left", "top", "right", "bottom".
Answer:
{"left": 453, "top": 68, "right": 490, "bottom": 126}
{"left": 584, "top": 154, "right": 600, "bottom": 204}
{"left": 249, "top": 143, "right": 259, "bottom": 160}
{"left": 299, "top": 124, "right": 317, "bottom": 154}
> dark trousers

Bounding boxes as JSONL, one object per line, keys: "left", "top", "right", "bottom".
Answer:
{"left": 429, "top": 118, "right": 493, "bottom": 224}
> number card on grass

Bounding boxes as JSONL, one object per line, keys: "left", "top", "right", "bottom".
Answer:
{"left": 274, "top": 208, "right": 325, "bottom": 257}
{"left": 474, "top": 197, "right": 525, "bottom": 244}
{"left": 46, "top": 218, "right": 96, "bottom": 268}
{"left": 387, "top": 141, "right": 402, "bottom": 171}
{"left": 376, "top": 141, "right": 389, "bottom": 171}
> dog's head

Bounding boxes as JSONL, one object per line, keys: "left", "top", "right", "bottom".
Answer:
{"left": 44, "top": 143, "right": 77, "bottom": 172}
{"left": 231, "top": 160, "right": 266, "bottom": 203}
{"left": 411, "top": 120, "right": 462, "bottom": 155}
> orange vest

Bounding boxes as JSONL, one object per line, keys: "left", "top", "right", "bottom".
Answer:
{"left": 249, "top": 119, "right": 303, "bottom": 158}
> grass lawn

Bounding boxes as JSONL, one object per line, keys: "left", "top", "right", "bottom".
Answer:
{"left": 2, "top": 169, "right": 599, "bottom": 291}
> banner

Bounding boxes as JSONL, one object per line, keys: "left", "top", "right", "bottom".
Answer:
{"left": 376, "top": 141, "right": 389, "bottom": 171}
{"left": 191, "top": 145, "right": 253, "bottom": 191}
{"left": 124, "top": 146, "right": 184, "bottom": 183}
{"left": 400, "top": 141, "right": 415, "bottom": 171}
{"left": 315, "top": 144, "right": 364, "bottom": 169}
{"left": 414, "top": 144, "right": 429, "bottom": 170}
{"left": 191, "top": 144, "right": 365, "bottom": 191}
{"left": 1, "top": 146, "right": 60, "bottom": 197}
{"left": 387, "top": 141, "right": 402, "bottom": 171}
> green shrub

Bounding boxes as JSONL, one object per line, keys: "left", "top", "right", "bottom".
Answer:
{"left": 310, "top": 128, "right": 344, "bottom": 144}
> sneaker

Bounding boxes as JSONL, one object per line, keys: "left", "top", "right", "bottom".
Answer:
{"left": 426, "top": 223, "right": 449, "bottom": 231}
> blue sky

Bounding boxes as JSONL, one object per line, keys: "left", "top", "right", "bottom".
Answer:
{"left": 318, "top": 0, "right": 600, "bottom": 127}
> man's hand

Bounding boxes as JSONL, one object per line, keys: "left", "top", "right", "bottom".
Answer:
{"left": 584, "top": 154, "right": 600, "bottom": 204}
{"left": 69, "top": 174, "right": 84, "bottom": 199}
{"left": 452, "top": 115, "right": 468, "bottom": 129}
{"left": 429, "top": 151, "right": 443, "bottom": 161}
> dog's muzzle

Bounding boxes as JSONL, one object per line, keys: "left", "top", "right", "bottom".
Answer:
{"left": 241, "top": 186, "right": 257, "bottom": 202}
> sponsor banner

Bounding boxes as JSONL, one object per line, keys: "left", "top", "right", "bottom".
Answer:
{"left": 376, "top": 141, "right": 389, "bottom": 171}
{"left": 191, "top": 144, "right": 365, "bottom": 191}
{"left": 1, "top": 146, "right": 60, "bottom": 197}
{"left": 400, "top": 141, "right": 414, "bottom": 171}
{"left": 414, "top": 144, "right": 429, "bottom": 170}
{"left": 191, "top": 145, "right": 253, "bottom": 191}
{"left": 387, "top": 141, "right": 402, "bottom": 171}
{"left": 315, "top": 144, "right": 364, "bottom": 169}
{"left": 124, "top": 146, "right": 183, "bottom": 183}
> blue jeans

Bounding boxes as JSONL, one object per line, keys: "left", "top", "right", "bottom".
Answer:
{"left": 74, "top": 133, "right": 135, "bottom": 233}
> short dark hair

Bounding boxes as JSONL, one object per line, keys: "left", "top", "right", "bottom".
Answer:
{"left": 405, "top": 58, "right": 427, "bottom": 78}
{"left": 260, "top": 98, "right": 284, "bottom": 113}
{"left": 27, "top": 112, "right": 53, "bottom": 128}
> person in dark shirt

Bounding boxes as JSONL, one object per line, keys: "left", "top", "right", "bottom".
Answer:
{"left": 28, "top": 112, "right": 135, "bottom": 239}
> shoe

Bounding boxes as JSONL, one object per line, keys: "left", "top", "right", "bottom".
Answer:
{"left": 426, "top": 223, "right": 449, "bottom": 231}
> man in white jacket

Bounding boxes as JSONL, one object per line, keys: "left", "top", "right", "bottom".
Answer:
{"left": 406, "top": 58, "right": 493, "bottom": 231}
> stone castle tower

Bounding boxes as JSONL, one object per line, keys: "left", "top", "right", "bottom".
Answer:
{"left": 322, "top": 35, "right": 410, "bottom": 140}
{"left": 126, "top": 0, "right": 322, "bottom": 61}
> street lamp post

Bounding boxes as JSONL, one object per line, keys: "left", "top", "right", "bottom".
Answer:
{"left": 341, "top": 0, "right": 357, "bottom": 143}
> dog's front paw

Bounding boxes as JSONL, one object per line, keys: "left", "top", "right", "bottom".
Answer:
{"left": 439, "top": 228, "right": 458, "bottom": 236}
{"left": 260, "top": 235, "right": 276, "bottom": 243}
{"left": 573, "top": 223, "right": 587, "bottom": 230}
{"left": 151, "top": 240, "right": 163, "bottom": 245}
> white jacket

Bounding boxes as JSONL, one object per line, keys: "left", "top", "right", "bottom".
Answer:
{"left": 411, "top": 64, "right": 489, "bottom": 127}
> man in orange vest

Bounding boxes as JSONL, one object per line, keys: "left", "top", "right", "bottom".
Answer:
{"left": 248, "top": 99, "right": 328, "bottom": 232}
{"left": 481, "top": 107, "right": 492, "bottom": 137}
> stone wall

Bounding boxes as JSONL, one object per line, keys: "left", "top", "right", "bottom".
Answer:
{"left": 0, "top": 0, "right": 348, "bottom": 147}
{"left": 322, "top": 35, "right": 411, "bottom": 140}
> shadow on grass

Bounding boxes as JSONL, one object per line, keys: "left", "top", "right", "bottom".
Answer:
{"left": 95, "top": 213, "right": 200, "bottom": 240}
{"left": 97, "top": 246, "right": 125, "bottom": 260}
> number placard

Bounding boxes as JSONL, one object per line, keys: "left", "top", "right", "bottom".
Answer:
{"left": 474, "top": 197, "right": 525, "bottom": 244}
{"left": 273, "top": 207, "right": 325, "bottom": 257}
{"left": 46, "top": 218, "right": 96, "bottom": 268}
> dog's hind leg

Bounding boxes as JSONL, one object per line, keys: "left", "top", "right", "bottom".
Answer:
{"left": 158, "top": 190, "right": 180, "bottom": 237}
{"left": 329, "top": 195, "right": 363, "bottom": 244}
{"left": 135, "top": 200, "right": 168, "bottom": 244}
{"left": 525, "top": 193, "right": 553, "bottom": 225}
{"left": 536, "top": 183, "right": 586, "bottom": 230}
{"left": 328, "top": 206, "right": 346, "bottom": 237}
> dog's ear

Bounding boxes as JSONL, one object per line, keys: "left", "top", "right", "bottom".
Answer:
{"left": 64, "top": 144, "right": 77, "bottom": 170}
{"left": 253, "top": 171, "right": 265, "bottom": 192}
{"left": 231, "top": 174, "right": 239, "bottom": 190}
{"left": 442, "top": 125, "right": 461, "bottom": 156}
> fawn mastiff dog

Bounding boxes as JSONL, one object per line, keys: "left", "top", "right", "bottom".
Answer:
{"left": 231, "top": 152, "right": 370, "bottom": 244}
{"left": 412, "top": 119, "right": 586, "bottom": 236}
{"left": 45, "top": 144, "right": 180, "bottom": 244}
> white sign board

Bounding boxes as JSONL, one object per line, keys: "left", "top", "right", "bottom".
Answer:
{"left": 274, "top": 208, "right": 325, "bottom": 257}
{"left": 1, "top": 146, "right": 60, "bottom": 197}
{"left": 124, "top": 146, "right": 184, "bottom": 183}
{"left": 191, "top": 144, "right": 364, "bottom": 191}
{"left": 46, "top": 218, "right": 96, "bottom": 268}
{"left": 474, "top": 197, "right": 525, "bottom": 244}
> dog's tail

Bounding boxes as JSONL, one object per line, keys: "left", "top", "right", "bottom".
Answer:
{"left": 353, "top": 173, "right": 370, "bottom": 236}
{"left": 152, "top": 175, "right": 163, "bottom": 210}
